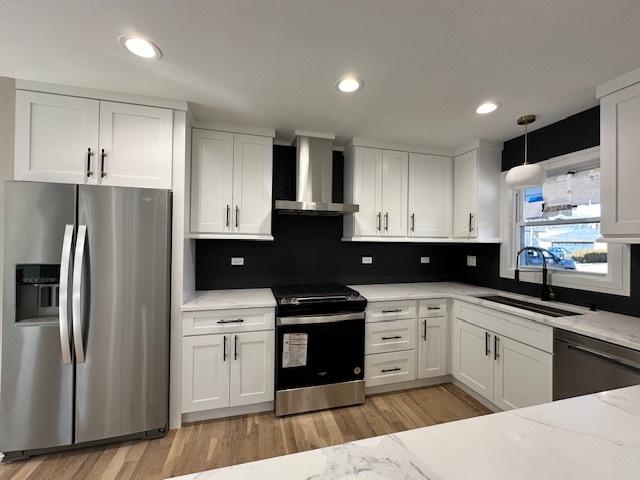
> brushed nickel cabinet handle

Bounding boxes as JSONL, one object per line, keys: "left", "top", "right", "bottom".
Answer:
{"left": 411, "top": 213, "right": 415, "bottom": 232}
{"left": 377, "top": 212, "right": 381, "bottom": 231}
{"left": 235, "top": 206, "right": 239, "bottom": 228}
{"left": 226, "top": 205, "right": 230, "bottom": 227}
{"left": 100, "top": 148, "right": 107, "bottom": 178}
{"left": 384, "top": 212, "right": 389, "bottom": 231}
{"left": 485, "top": 332, "right": 490, "bottom": 357}
{"left": 86, "top": 148, "right": 94, "bottom": 177}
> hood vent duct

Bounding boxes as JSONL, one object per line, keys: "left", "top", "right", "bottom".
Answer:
{"left": 275, "top": 132, "right": 359, "bottom": 215}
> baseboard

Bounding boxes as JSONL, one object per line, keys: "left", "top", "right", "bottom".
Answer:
{"left": 450, "top": 378, "right": 501, "bottom": 413}
{"left": 181, "top": 401, "right": 274, "bottom": 424}
{"left": 365, "top": 375, "right": 451, "bottom": 396}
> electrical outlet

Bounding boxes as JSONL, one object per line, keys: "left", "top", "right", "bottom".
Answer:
{"left": 362, "top": 256, "right": 373, "bottom": 265}
{"left": 420, "top": 256, "right": 430, "bottom": 264}
{"left": 466, "top": 255, "right": 477, "bottom": 267}
{"left": 231, "top": 257, "right": 245, "bottom": 266}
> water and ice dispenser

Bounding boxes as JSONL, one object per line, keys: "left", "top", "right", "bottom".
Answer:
{"left": 15, "top": 264, "right": 60, "bottom": 322}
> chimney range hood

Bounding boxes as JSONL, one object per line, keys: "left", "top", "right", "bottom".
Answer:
{"left": 275, "top": 131, "right": 359, "bottom": 215}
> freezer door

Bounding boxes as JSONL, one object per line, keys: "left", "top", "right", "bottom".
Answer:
{"left": 74, "top": 186, "right": 170, "bottom": 443}
{"left": 0, "top": 181, "right": 76, "bottom": 453}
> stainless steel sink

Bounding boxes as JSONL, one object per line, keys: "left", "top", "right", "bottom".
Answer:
{"left": 477, "top": 295, "right": 582, "bottom": 317}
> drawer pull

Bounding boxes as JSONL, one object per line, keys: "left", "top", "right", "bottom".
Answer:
{"left": 427, "top": 306, "right": 441, "bottom": 310}
{"left": 423, "top": 319, "right": 427, "bottom": 340}
{"left": 381, "top": 309, "right": 402, "bottom": 313}
{"left": 217, "top": 318, "right": 244, "bottom": 324}
{"left": 381, "top": 335, "right": 402, "bottom": 340}
{"left": 381, "top": 367, "right": 402, "bottom": 373}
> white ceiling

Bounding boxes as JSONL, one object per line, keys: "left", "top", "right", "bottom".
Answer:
{"left": 2, "top": 0, "right": 640, "bottom": 149}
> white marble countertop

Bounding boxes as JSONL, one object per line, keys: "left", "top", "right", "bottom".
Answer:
{"left": 182, "top": 288, "right": 276, "bottom": 311}
{"left": 348, "top": 282, "right": 640, "bottom": 351}
{"left": 172, "top": 385, "right": 640, "bottom": 480}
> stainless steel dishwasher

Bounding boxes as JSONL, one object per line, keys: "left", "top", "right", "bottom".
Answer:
{"left": 553, "top": 329, "right": 640, "bottom": 400}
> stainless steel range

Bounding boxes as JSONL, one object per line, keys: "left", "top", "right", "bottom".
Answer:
{"left": 272, "top": 284, "right": 367, "bottom": 416}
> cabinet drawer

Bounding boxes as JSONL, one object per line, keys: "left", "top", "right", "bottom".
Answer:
{"left": 365, "top": 319, "right": 416, "bottom": 354}
{"left": 454, "top": 301, "right": 552, "bottom": 353}
{"left": 365, "top": 350, "right": 416, "bottom": 387}
{"left": 419, "top": 299, "right": 447, "bottom": 318}
{"left": 365, "top": 300, "right": 416, "bottom": 323}
{"left": 183, "top": 308, "right": 275, "bottom": 336}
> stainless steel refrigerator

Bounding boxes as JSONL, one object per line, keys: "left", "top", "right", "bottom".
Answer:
{"left": 0, "top": 181, "right": 170, "bottom": 460}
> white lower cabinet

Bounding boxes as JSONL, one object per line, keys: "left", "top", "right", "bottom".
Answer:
{"left": 417, "top": 316, "right": 448, "bottom": 379}
{"left": 452, "top": 311, "right": 553, "bottom": 410}
{"left": 365, "top": 350, "right": 416, "bottom": 387}
{"left": 182, "top": 330, "right": 274, "bottom": 414}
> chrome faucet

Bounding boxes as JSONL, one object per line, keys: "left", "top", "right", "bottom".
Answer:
{"left": 515, "top": 247, "right": 556, "bottom": 301}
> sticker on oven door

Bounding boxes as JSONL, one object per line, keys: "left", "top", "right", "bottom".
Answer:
{"left": 282, "top": 333, "right": 308, "bottom": 368}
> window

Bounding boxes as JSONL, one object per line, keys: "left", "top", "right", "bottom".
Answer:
{"left": 500, "top": 147, "right": 630, "bottom": 296}
{"left": 517, "top": 168, "right": 607, "bottom": 274}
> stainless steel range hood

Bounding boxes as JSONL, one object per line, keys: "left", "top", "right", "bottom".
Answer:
{"left": 275, "top": 132, "right": 359, "bottom": 215}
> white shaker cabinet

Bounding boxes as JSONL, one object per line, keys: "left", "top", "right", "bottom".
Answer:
{"left": 14, "top": 90, "right": 99, "bottom": 184}
{"left": 15, "top": 90, "right": 174, "bottom": 188}
{"left": 452, "top": 141, "right": 502, "bottom": 241}
{"left": 417, "top": 316, "right": 448, "bottom": 379}
{"left": 182, "top": 334, "right": 230, "bottom": 413}
{"left": 343, "top": 146, "right": 408, "bottom": 238}
{"left": 190, "top": 129, "right": 273, "bottom": 239}
{"left": 97, "top": 101, "right": 173, "bottom": 189}
{"left": 452, "top": 317, "right": 494, "bottom": 399}
{"left": 598, "top": 69, "right": 640, "bottom": 242}
{"left": 408, "top": 153, "right": 452, "bottom": 237}
{"left": 229, "top": 330, "right": 275, "bottom": 407}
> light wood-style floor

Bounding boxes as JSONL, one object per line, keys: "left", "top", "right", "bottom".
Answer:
{"left": 0, "top": 383, "right": 490, "bottom": 480}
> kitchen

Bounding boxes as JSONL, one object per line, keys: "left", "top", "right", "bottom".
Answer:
{"left": 1, "top": 1, "right": 640, "bottom": 479}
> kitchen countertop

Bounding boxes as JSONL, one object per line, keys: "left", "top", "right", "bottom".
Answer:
{"left": 182, "top": 288, "right": 276, "bottom": 311}
{"left": 181, "top": 282, "right": 640, "bottom": 351}
{"left": 172, "top": 384, "right": 640, "bottom": 480}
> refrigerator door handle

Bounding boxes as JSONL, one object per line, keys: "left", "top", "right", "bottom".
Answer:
{"left": 72, "top": 225, "right": 88, "bottom": 363}
{"left": 59, "top": 224, "right": 74, "bottom": 364}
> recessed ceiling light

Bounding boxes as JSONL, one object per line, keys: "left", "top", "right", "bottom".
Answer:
{"left": 336, "top": 77, "right": 363, "bottom": 93}
{"left": 118, "top": 35, "right": 162, "bottom": 59}
{"left": 476, "top": 102, "right": 500, "bottom": 114}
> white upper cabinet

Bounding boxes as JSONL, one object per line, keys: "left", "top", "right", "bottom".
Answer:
{"left": 98, "top": 101, "right": 173, "bottom": 188}
{"left": 343, "top": 146, "right": 408, "bottom": 239}
{"left": 15, "top": 91, "right": 99, "bottom": 184}
{"left": 15, "top": 90, "right": 174, "bottom": 189}
{"left": 190, "top": 129, "right": 235, "bottom": 233}
{"left": 190, "top": 129, "right": 273, "bottom": 240}
{"left": 453, "top": 141, "right": 502, "bottom": 241}
{"left": 409, "top": 153, "right": 452, "bottom": 237}
{"left": 232, "top": 134, "right": 273, "bottom": 235}
{"left": 598, "top": 69, "right": 640, "bottom": 242}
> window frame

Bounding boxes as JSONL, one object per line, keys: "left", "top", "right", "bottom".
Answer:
{"left": 499, "top": 147, "right": 630, "bottom": 296}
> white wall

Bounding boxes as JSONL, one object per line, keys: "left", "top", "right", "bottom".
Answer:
{"left": 0, "top": 77, "right": 16, "bottom": 382}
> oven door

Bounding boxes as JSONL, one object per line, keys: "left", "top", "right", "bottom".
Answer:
{"left": 276, "top": 313, "right": 365, "bottom": 391}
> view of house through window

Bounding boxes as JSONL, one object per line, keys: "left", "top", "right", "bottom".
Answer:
{"left": 518, "top": 167, "right": 607, "bottom": 274}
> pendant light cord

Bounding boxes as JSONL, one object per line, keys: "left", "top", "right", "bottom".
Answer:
{"left": 524, "top": 122, "right": 528, "bottom": 165}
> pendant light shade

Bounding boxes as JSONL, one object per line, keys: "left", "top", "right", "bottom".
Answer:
{"left": 505, "top": 114, "right": 546, "bottom": 189}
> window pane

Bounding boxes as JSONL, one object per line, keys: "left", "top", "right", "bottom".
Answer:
{"left": 522, "top": 168, "right": 601, "bottom": 222}
{"left": 519, "top": 222, "right": 608, "bottom": 274}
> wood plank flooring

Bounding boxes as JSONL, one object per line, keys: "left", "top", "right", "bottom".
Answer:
{"left": 0, "top": 383, "right": 490, "bottom": 480}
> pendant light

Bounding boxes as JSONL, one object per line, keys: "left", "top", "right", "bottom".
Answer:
{"left": 505, "top": 114, "right": 546, "bottom": 188}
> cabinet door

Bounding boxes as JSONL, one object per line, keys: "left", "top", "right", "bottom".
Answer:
{"left": 493, "top": 335, "right": 552, "bottom": 410}
{"left": 182, "top": 334, "right": 230, "bottom": 413}
{"left": 229, "top": 331, "right": 274, "bottom": 407}
{"left": 352, "top": 147, "right": 383, "bottom": 236}
{"left": 453, "top": 150, "right": 478, "bottom": 238}
{"left": 452, "top": 318, "right": 493, "bottom": 400}
{"left": 417, "top": 316, "right": 447, "bottom": 379}
{"left": 98, "top": 101, "right": 173, "bottom": 188}
{"left": 408, "top": 153, "right": 452, "bottom": 237}
{"left": 381, "top": 150, "right": 409, "bottom": 236}
{"left": 190, "top": 129, "right": 234, "bottom": 233}
{"left": 601, "top": 83, "right": 640, "bottom": 237}
{"left": 232, "top": 134, "right": 273, "bottom": 235}
{"left": 15, "top": 91, "right": 99, "bottom": 184}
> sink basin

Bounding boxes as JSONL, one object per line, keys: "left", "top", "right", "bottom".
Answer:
{"left": 477, "top": 295, "right": 582, "bottom": 318}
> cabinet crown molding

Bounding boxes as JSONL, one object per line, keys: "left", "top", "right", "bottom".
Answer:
{"left": 347, "top": 138, "right": 452, "bottom": 157}
{"left": 596, "top": 65, "right": 640, "bottom": 99}
{"left": 16, "top": 79, "right": 188, "bottom": 111}
{"left": 453, "top": 139, "right": 503, "bottom": 157}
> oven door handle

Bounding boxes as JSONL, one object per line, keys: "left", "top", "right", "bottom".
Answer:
{"left": 277, "top": 312, "right": 365, "bottom": 326}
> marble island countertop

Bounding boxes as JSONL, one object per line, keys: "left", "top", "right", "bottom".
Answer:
{"left": 182, "top": 282, "right": 640, "bottom": 351}
{"left": 172, "top": 384, "right": 640, "bottom": 480}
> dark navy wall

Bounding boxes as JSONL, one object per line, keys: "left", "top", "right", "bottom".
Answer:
{"left": 456, "top": 106, "right": 640, "bottom": 317}
{"left": 195, "top": 145, "right": 460, "bottom": 289}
